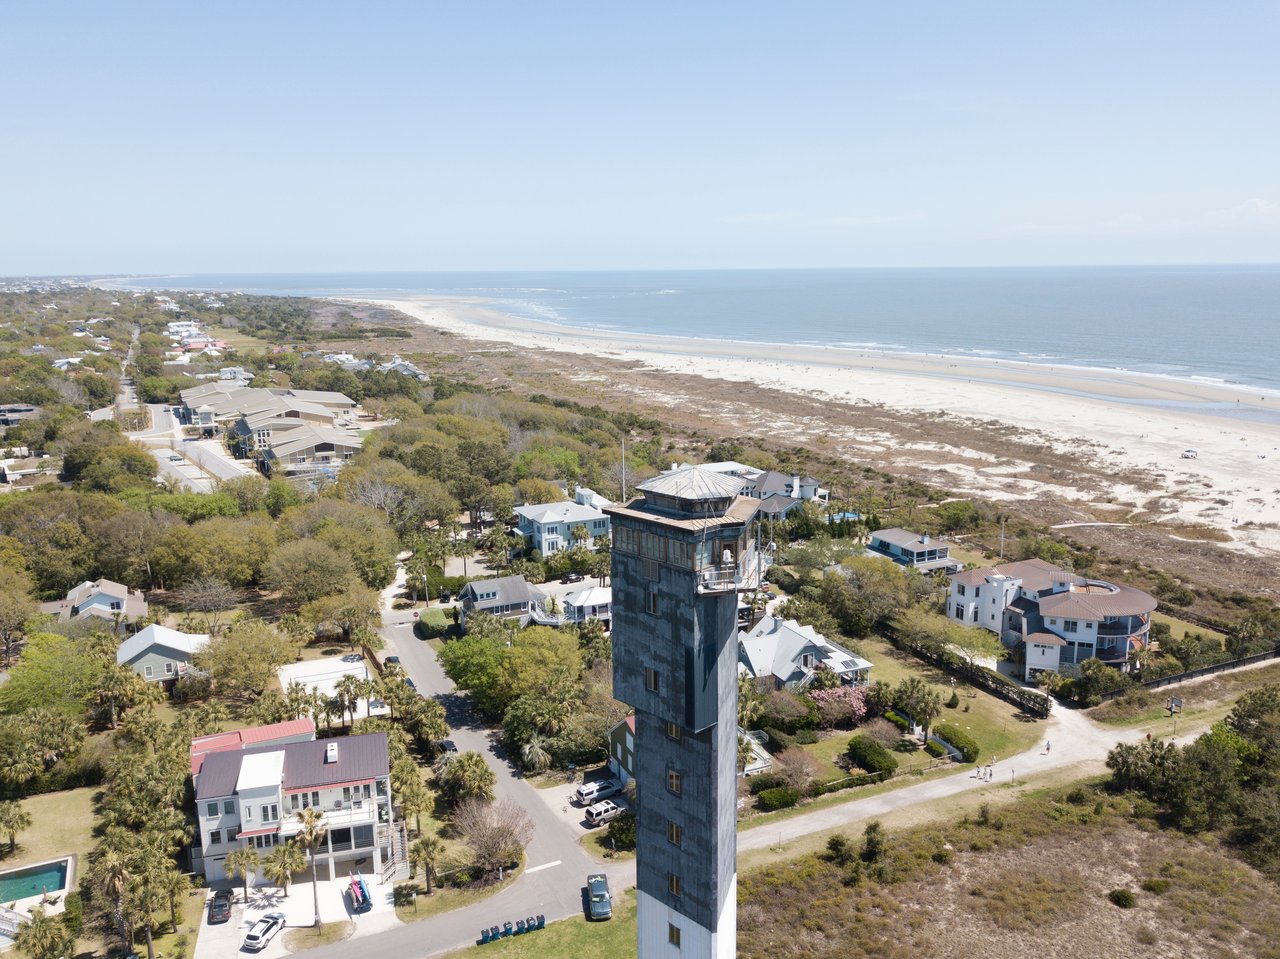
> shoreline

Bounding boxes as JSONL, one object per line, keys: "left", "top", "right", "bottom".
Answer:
{"left": 357, "top": 293, "right": 1280, "bottom": 556}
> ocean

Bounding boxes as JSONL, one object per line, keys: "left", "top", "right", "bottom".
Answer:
{"left": 104, "top": 265, "right": 1280, "bottom": 391}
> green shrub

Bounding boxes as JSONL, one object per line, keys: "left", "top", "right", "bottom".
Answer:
{"left": 946, "top": 691, "right": 960, "bottom": 709}
{"left": 1140, "top": 878, "right": 1171, "bottom": 895}
{"left": 61, "top": 891, "right": 83, "bottom": 935}
{"left": 825, "top": 834, "right": 856, "bottom": 866}
{"left": 1108, "top": 888, "right": 1137, "bottom": 908}
{"left": 846, "top": 736, "right": 899, "bottom": 776}
{"left": 793, "top": 728, "right": 819, "bottom": 745}
{"left": 933, "top": 723, "right": 979, "bottom": 763}
{"left": 931, "top": 847, "right": 954, "bottom": 865}
{"left": 884, "top": 709, "right": 910, "bottom": 733}
{"left": 606, "top": 810, "right": 637, "bottom": 850}
{"left": 747, "top": 772, "right": 785, "bottom": 795}
{"left": 756, "top": 786, "right": 801, "bottom": 811}
{"left": 924, "top": 739, "right": 946, "bottom": 758}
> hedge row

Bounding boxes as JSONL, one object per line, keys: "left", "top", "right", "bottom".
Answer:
{"left": 933, "top": 723, "right": 979, "bottom": 763}
{"left": 924, "top": 739, "right": 947, "bottom": 758}
{"left": 885, "top": 709, "right": 911, "bottom": 733}
{"left": 846, "top": 735, "right": 899, "bottom": 776}
{"left": 887, "top": 632, "right": 1052, "bottom": 718}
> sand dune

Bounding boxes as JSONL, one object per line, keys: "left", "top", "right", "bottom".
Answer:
{"left": 356, "top": 294, "right": 1280, "bottom": 557}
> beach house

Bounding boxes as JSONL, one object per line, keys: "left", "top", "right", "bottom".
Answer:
{"left": 738, "top": 615, "right": 872, "bottom": 689}
{"left": 192, "top": 732, "right": 402, "bottom": 884}
{"left": 513, "top": 500, "right": 611, "bottom": 556}
{"left": 40, "top": 578, "right": 148, "bottom": 626}
{"left": 946, "top": 558, "right": 1158, "bottom": 680}
{"left": 868, "top": 527, "right": 961, "bottom": 574}
{"left": 457, "top": 574, "right": 547, "bottom": 626}
{"left": 116, "top": 624, "right": 210, "bottom": 687}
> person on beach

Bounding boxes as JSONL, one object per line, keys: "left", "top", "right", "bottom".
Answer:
{"left": 1045, "top": 740, "right": 1051, "bottom": 753}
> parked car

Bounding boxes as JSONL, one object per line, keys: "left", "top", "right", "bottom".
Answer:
{"left": 586, "top": 873, "right": 613, "bottom": 920}
{"left": 404, "top": 677, "right": 417, "bottom": 691}
{"left": 584, "top": 799, "right": 625, "bottom": 827}
{"left": 439, "top": 739, "right": 458, "bottom": 754}
{"left": 206, "top": 888, "right": 233, "bottom": 925}
{"left": 168, "top": 454, "right": 184, "bottom": 462}
{"left": 241, "top": 912, "right": 286, "bottom": 951}
{"left": 384, "top": 655, "right": 400, "bottom": 665}
{"left": 574, "top": 778, "right": 622, "bottom": 806}
{"left": 561, "top": 572, "right": 584, "bottom": 584}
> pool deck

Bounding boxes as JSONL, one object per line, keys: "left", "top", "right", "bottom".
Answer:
{"left": 0, "top": 854, "right": 76, "bottom": 920}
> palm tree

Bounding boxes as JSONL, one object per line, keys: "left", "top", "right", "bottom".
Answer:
{"left": 293, "top": 807, "right": 328, "bottom": 928}
{"left": 14, "top": 906, "right": 74, "bottom": 959}
{"left": 408, "top": 835, "right": 444, "bottom": 895}
{"left": 352, "top": 624, "right": 385, "bottom": 661}
{"left": 159, "top": 868, "right": 191, "bottom": 931}
{"left": 262, "top": 841, "right": 306, "bottom": 897}
{"left": 224, "top": 846, "right": 261, "bottom": 902}
{"left": 452, "top": 537, "right": 477, "bottom": 577}
{"left": 439, "top": 751, "right": 496, "bottom": 806}
{"left": 285, "top": 680, "right": 312, "bottom": 721}
{"left": 95, "top": 846, "right": 132, "bottom": 951}
{"left": 334, "top": 674, "right": 362, "bottom": 729}
{"left": 397, "top": 776, "right": 430, "bottom": 836}
{"left": 0, "top": 799, "right": 32, "bottom": 852}
{"left": 520, "top": 734, "right": 552, "bottom": 772}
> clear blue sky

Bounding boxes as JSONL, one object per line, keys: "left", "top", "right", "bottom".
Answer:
{"left": 3, "top": 2, "right": 1277, "bottom": 273}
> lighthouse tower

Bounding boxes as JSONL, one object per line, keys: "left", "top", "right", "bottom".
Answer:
{"left": 607, "top": 467, "right": 762, "bottom": 959}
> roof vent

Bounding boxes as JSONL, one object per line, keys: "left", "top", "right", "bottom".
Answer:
{"left": 324, "top": 742, "right": 338, "bottom": 764}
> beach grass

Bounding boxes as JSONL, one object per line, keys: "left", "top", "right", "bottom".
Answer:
{"left": 1151, "top": 611, "right": 1225, "bottom": 643}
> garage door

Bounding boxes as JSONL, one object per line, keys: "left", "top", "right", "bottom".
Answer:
{"left": 206, "top": 857, "right": 226, "bottom": 882}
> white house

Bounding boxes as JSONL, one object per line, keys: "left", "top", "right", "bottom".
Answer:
{"left": 738, "top": 615, "right": 872, "bottom": 689}
{"left": 563, "top": 585, "right": 612, "bottom": 625}
{"left": 116, "top": 624, "right": 210, "bottom": 685}
{"left": 192, "top": 732, "right": 400, "bottom": 883}
{"left": 947, "top": 558, "right": 1159, "bottom": 680}
{"left": 40, "top": 578, "right": 148, "bottom": 625}
{"left": 514, "top": 500, "right": 610, "bottom": 556}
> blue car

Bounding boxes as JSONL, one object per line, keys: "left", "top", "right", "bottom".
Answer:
{"left": 404, "top": 677, "right": 417, "bottom": 691}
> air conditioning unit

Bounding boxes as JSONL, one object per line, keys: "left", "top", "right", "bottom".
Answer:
{"left": 333, "top": 800, "right": 344, "bottom": 810}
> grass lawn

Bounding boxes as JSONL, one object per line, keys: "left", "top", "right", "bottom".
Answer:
{"left": 0, "top": 787, "right": 97, "bottom": 870}
{"left": 208, "top": 326, "right": 273, "bottom": 352}
{"left": 282, "top": 920, "right": 352, "bottom": 952}
{"left": 1151, "top": 610, "right": 1226, "bottom": 644}
{"left": 583, "top": 832, "right": 635, "bottom": 862}
{"left": 146, "top": 885, "right": 206, "bottom": 959}
{"left": 440, "top": 890, "right": 636, "bottom": 958}
{"left": 394, "top": 867, "right": 521, "bottom": 923}
{"left": 1090, "top": 659, "right": 1280, "bottom": 730}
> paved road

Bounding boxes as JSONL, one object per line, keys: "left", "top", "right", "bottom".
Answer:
{"left": 292, "top": 565, "right": 635, "bottom": 959}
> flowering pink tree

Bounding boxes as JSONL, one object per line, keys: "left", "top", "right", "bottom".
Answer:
{"left": 808, "top": 684, "right": 869, "bottom": 729}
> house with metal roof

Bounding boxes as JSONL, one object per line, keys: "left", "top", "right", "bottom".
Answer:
{"left": 869, "top": 527, "right": 961, "bottom": 574}
{"left": 258, "top": 426, "right": 364, "bottom": 476}
{"left": 947, "top": 558, "right": 1158, "bottom": 680}
{"left": 738, "top": 614, "right": 872, "bottom": 690}
{"left": 116, "top": 624, "right": 209, "bottom": 686}
{"left": 192, "top": 732, "right": 403, "bottom": 884}
{"left": 457, "top": 574, "right": 547, "bottom": 626}
{"left": 514, "top": 500, "right": 610, "bottom": 556}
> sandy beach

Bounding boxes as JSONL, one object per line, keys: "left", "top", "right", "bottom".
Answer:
{"left": 358, "top": 294, "right": 1280, "bottom": 558}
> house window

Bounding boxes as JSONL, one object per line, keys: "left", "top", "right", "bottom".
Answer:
{"left": 208, "top": 829, "right": 221, "bottom": 846}
{"left": 244, "top": 807, "right": 253, "bottom": 821}
{"left": 667, "top": 821, "right": 682, "bottom": 846}
{"left": 290, "top": 794, "right": 299, "bottom": 811}
{"left": 802, "top": 653, "right": 814, "bottom": 669}
{"left": 164, "top": 662, "right": 174, "bottom": 675}
{"left": 343, "top": 786, "right": 352, "bottom": 802}
{"left": 665, "top": 721, "right": 681, "bottom": 742}
{"left": 668, "top": 873, "right": 682, "bottom": 896}
{"left": 362, "top": 783, "right": 372, "bottom": 799}
{"left": 312, "top": 791, "right": 319, "bottom": 807}
{"left": 224, "top": 800, "right": 235, "bottom": 814}
{"left": 646, "top": 590, "right": 659, "bottom": 614}
{"left": 972, "top": 608, "right": 979, "bottom": 623}
{"left": 644, "top": 668, "right": 660, "bottom": 692}
{"left": 957, "top": 584, "right": 966, "bottom": 597}
{"left": 227, "top": 827, "right": 238, "bottom": 842}
{"left": 144, "top": 665, "right": 154, "bottom": 678}
{"left": 1064, "top": 620, "right": 1078, "bottom": 633}
{"left": 206, "top": 802, "right": 218, "bottom": 818}
{"left": 667, "top": 768, "right": 681, "bottom": 796}
{"left": 261, "top": 804, "right": 278, "bottom": 822}
{"left": 668, "top": 924, "right": 681, "bottom": 947}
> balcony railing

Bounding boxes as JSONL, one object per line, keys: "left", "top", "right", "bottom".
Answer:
{"left": 697, "top": 548, "right": 772, "bottom": 594}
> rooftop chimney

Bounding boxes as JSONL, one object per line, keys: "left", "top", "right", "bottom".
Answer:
{"left": 921, "top": 532, "right": 930, "bottom": 544}
{"left": 324, "top": 742, "right": 338, "bottom": 764}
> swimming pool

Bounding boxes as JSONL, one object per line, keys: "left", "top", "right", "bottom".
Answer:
{"left": 0, "top": 859, "right": 69, "bottom": 903}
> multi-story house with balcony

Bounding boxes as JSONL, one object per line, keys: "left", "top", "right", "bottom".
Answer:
{"left": 868, "top": 527, "right": 961, "bottom": 574}
{"left": 514, "top": 500, "right": 611, "bottom": 556}
{"left": 946, "top": 558, "right": 1158, "bottom": 680}
{"left": 192, "top": 731, "right": 401, "bottom": 885}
